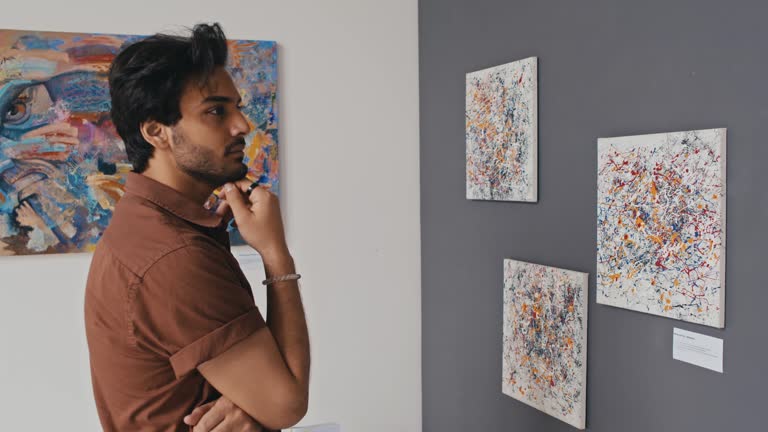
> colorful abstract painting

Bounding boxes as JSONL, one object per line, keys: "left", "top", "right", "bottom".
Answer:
{"left": 0, "top": 29, "right": 277, "bottom": 255}
{"left": 503, "top": 259, "right": 588, "bottom": 430}
{"left": 466, "top": 57, "right": 537, "bottom": 202}
{"left": 597, "top": 129, "right": 726, "bottom": 328}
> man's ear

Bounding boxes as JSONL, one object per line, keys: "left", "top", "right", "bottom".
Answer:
{"left": 139, "top": 120, "right": 170, "bottom": 150}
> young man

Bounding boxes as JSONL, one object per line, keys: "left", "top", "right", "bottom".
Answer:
{"left": 84, "top": 23, "right": 310, "bottom": 432}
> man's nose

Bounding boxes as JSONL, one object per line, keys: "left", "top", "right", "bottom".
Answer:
{"left": 232, "top": 110, "right": 252, "bottom": 136}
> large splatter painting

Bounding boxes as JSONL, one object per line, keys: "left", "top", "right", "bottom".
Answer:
{"left": 466, "top": 57, "right": 537, "bottom": 202}
{"left": 597, "top": 129, "right": 726, "bottom": 328}
{"left": 503, "top": 259, "right": 588, "bottom": 430}
{"left": 0, "top": 29, "right": 278, "bottom": 255}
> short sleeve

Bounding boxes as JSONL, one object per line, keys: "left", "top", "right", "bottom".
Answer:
{"left": 130, "top": 241, "right": 265, "bottom": 379}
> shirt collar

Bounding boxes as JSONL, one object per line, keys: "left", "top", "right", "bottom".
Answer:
{"left": 124, "top": 172, "right": 223, "bottom": 228}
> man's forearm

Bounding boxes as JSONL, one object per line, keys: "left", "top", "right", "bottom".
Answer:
{"left": 262, "top": 252, "right": 310, "bottom": 395}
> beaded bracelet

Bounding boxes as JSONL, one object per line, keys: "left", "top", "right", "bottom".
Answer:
{"left": 262, "top": 273, "right": 302, "bottom": 286}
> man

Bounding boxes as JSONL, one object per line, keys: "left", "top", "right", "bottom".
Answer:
{"left": 84, "top": 23, "right": 310, "bottom": 432}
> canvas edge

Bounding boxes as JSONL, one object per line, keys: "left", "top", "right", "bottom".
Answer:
{"left": 598, "top": 129, "right": 686, "bottom": 143}
{"left": 577, "top": 270, "right": 589, "bottom": 430}
{"left": 465, "top": 55, "right": 537, "bottom": 77}
{"left": 465, "top": 69, "right": 475, "bottom": 200}
{"left": 595, "top": 138, "right": 608, "bottom": 306}
{"left": 528, "top": 57, "right": 539, "bottom": 203}
{"left": 501, "top": 259, "right": 511, "bottom": 395}
{"left": 597, "top": 127, "right": 722, "bottom": 149}
{"left": 717, "top": 128, "right": 727, "bottom": 328}
{"left": 0, "top": 27, "right": 277, "bottom": 45}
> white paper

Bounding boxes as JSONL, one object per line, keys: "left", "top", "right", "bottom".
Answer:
{"left": 673, "top": 328, "right": 724, "bottom": 373}
{"left": 232, "top": 246, "right": 267, "bottom": 311}
{"left": 287, "top": 424, "right": 341, "bottom": 432}
{"left": 233, "top": 246, "right": 263, "bottom": 268}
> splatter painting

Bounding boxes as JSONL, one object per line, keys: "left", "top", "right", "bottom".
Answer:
{"left": 466, "top": 57, "right": 537, "bottom": 202}
{"left": 0, "top": 29, "right": 278, "bottom": 255}
{"left": 597, "top": 129, "right": 726, "bottom": 328}
{"left": 503, "top": 259, "right": 588, "bottom": 430}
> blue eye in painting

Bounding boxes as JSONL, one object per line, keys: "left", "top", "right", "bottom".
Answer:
{"left": 0, "top": 82, "right": 55, "bottom": 140}
{"left": 5, "top": 93, "right": 31, "bottom": 125}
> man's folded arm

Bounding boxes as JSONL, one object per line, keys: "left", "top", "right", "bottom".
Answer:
{"left": 198, "top": 327, "right": 308, "bottom": 430}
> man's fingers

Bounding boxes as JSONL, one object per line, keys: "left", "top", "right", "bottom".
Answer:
{"left": 189, "top": 403, "right": 225, "bottom": 432}
{"left": 214, "top": 200, "right": 232, "bottom": 219}
{"left": 234, "top": 179, "right": 272, "bottom": 196}
{"left": 234, "top": 178, "right": 254, "bottom": 193}
{"left": 222, "top": 183, "right": 251, "bottom": 221}
{"left": 183, "top": 402, "right": 215, "bottom": 425}
{"left": 207, "top": 414, "right": 263, "bottom": 432}
{"left": 207, "top": 417, "right": 231, "bottom": 432}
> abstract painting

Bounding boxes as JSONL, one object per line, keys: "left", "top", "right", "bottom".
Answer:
{"left": 597, "top": 129, "right": 726, "bottom": 328}
{"left": 503, "top": 259, "right": 588, "bottom": 430}
{"left": 466, "top": 57, "right": 537, "bottom": 202}
{"left": 0, "top": 29, "right": 278, "bottom": 255}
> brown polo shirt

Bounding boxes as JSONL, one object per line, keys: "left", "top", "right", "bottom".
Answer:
{"left": 84, "top": 172, "right": 266, "bottom": 431}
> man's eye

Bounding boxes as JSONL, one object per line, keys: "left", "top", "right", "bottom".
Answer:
{"left": 208, "top": 106, "right": 225, "bottom": 116}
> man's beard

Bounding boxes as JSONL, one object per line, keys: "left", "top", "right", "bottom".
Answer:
{"left": 172, "top": 127, "right": 248, "bottom": 188}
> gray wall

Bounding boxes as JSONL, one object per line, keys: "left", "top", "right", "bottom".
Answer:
{"left": 419, "top": 1, "right": 768, "bottom": 430}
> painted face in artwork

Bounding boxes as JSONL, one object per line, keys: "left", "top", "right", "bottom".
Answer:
{"left": 0, "top": 30, "right": 279, "bottom": 255}
{"left": 0, "top": 33, "right": 130, "bottom": 255}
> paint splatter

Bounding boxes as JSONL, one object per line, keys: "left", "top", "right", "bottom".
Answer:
{"left": 0, "top": 29, "right": 278, "bottom": 255}
{"left": 503, "top": 259, "right": 588, "bottom": 430}
{"left": 466, "top": 57, "right": 537, "bottom": 202}
{"left": 596, "top": 129, "right": 726, "bottom": 328}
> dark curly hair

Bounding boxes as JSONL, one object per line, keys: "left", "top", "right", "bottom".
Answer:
{"left": 108, "top": 23, "right": 229, "bottom": 172}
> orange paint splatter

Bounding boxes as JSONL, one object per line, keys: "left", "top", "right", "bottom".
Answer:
{"left": 647, "top": 235, "right": 663, "bottom": 245}
{"left": 565, "top": 337, "right": 574, "bottom": 349}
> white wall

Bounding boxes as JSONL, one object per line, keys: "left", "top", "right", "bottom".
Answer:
{"left": 0, "top": 1, "right": 421, "bottom": 431}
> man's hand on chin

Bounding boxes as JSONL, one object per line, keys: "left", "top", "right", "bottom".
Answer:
{"left": 184, "top": 396, "right": 263, "bottom": 431}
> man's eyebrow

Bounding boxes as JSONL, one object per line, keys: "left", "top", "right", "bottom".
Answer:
{"left": 200, "top": 95, "right": 243, "bottom": 105}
